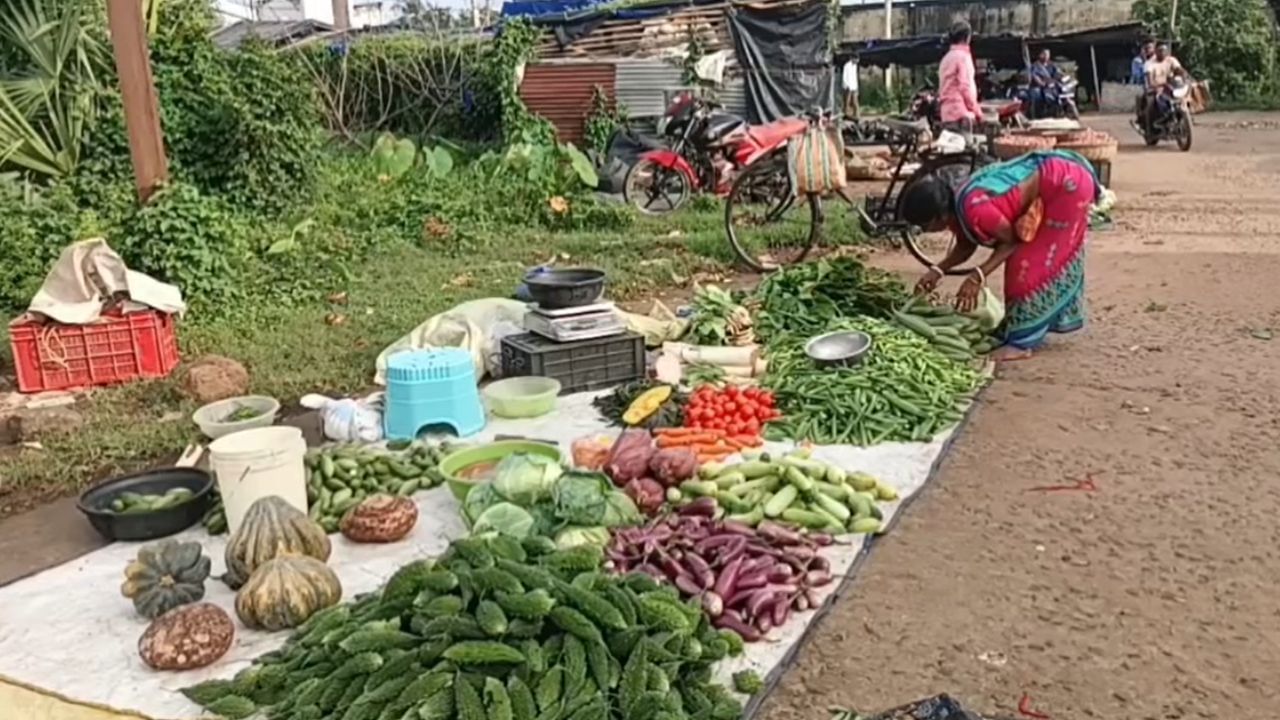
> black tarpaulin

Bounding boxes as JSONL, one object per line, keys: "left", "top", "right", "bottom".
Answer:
{"left": 728, "top": 1, "right": 833, "bottom": 124}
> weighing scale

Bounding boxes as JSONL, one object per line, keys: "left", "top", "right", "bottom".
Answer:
{"left": 524, "top": 301, "right": 625, "bottom": 342}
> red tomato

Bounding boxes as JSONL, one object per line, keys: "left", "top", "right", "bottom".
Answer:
{"left": 743, "top": 387, "right": 759, "bottom": 400}
{"left": 723, "top": 401, "right": 736, "bottom": 413}
{"left": 745, "top": 418, "right": 760, "bottom": 433}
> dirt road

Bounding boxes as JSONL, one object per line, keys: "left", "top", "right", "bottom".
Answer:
{"left": 760, "top": 113, "right": 1280, "bottom": 720}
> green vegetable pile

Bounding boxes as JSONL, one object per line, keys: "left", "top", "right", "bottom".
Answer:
{"left": 305, "top": 444, "right": 448, "bottom": 533}
{"left": 463, "top": 455, "right": 640, "bottom": 549}
{"left": 762, "top": 318, "right": 981, "bottom": 445}
{"left": 750, "top": 258, "right": 909, "bottom": 343}
{"left": 107, "top": 488, "right": 196, "bottom": 514}
{"left": 181, "top": 534, "right": 747, "bottom": 720}
{"left": 892, "top": 297, "right": 997, "bottom": 360}
{"left": 592, "top": 381, "right": 685, "bottom": 429}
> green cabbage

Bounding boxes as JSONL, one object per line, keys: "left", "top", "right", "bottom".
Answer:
{"left": 552, "top": 471, "right": 611, "bottom": 526}
{"left": 554, "top": 526, "right": 610, "bottom": 549}
{"left": 463, "top": 482, "right": 503, "bottom": 525}
{"left": 600, "top": 490, "right": 641, "bottom": 528}
{"left": 494, "top": 453, "right": 564, "bottom": 505}
{"left": 473, "top": 502, "right": 535, "bottom": 538}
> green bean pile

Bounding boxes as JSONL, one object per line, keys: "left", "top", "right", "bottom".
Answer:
{"left": 762, "top": 318, "right": 981, "bottom": 445}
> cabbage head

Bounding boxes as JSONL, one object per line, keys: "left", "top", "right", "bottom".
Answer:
{"left": 555, "top": 526, "right": 610, "bottom": 549}
{"left": 552, "top": 470, "right": 611, "bottom": 526}
{"left": 600, "top": 490, "right": 641, "bottom": 528}
{"left": 463, "top": 482, "right": 503, "bottom": 525}
{"left": 494, "top": 453, "right": 564, "bottom": 505}
{"left": 473, "top": 502, "right": 536, "bottom": 538}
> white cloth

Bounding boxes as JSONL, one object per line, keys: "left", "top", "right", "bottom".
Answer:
{"left": 300, "top": 393, "right": 385, "bottom": 443}
{"left": 19, "top": 238, "right": 185, "bottom": 325}
{"left": 842, "top": 60, "right": 859, "bottom": 93}
{"left": 694, "top": 50, "right": 728, "bottom": 84}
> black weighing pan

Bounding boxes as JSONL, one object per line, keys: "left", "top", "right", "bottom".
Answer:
{"left": 524, "top": 268, "right": 606, "bottom": 309}
{"left": 77, "top": 467, "right": 215, "bottom": 542}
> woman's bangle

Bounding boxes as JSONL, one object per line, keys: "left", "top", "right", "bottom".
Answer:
{"left": 969, "top": 268, "right": 986, "bottom": 286}
{"left": 927, "top": 265, "right": 943, "bottom": 279}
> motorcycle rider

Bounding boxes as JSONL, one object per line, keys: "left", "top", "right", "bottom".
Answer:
{"left": 938, "top": 21, "right": 983, "bottom": 134}
{"left": 1132, "top": 41, "right": 1155, "bottom": 125}
{"left": 1142, "top": 42, "right": 1187, "bottom": 131}
{"left": 1027, "top": 49, "right": 1061, "bottom": 119}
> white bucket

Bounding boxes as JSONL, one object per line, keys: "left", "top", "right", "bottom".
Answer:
{"left": 209, "top": 426, "right": 308, "bottom": 535}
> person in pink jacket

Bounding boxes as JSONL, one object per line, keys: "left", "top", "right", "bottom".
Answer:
{"left": 938, "top": 22, "right": 983, "bottom": 132}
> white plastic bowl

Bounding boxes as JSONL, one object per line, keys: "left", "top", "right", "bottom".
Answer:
{"left": 192, "top": 395, "right": 280, "bottom": 439}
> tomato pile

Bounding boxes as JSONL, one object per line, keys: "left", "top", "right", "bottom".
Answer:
{"left": 683, "top": 385, "right": 780, "bottom": 435}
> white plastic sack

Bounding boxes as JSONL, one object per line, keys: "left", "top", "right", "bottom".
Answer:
{"left": 374, "top": 298, "right": 528, "bottom": 385}
{"left": 300, "top": 393, "right": 384, "bottom": 443}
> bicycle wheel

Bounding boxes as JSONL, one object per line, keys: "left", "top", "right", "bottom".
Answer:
{"left": 896, "top": 154, "right": 992, "bottom": 275}
{"left": 623, "top": 158, "right": 690, "bottom": 214}
{"left": 724, "top": 153, "right": 820, "bottom": 273}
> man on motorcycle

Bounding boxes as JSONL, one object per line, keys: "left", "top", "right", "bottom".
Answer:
{"left": 1027, "top": 49, "right": 1061, "bottom": 119}
{"left": 938, "top": 21, "right": 983, "bottom": 134}
{"left": 1142, "top": 42, "right": 1187, "bottom": 130}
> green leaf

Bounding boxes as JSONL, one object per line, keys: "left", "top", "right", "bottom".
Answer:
{"left": 426, "top": 146, "right": 453, "bottom": 178}
{"left": 563, "top": 144, "right": 598, "bottom": 189}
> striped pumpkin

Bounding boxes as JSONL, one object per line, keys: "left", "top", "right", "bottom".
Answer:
{"left": 223, "top": 495, "right": 331, "bottom": 589}
{"left": 234, "top": 555, "right": 342, "bottom": 631}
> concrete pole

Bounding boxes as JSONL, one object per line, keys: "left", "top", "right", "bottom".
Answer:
{"left": 105, "top": 0, "right": 168, "bottom": 203}
{"left": 883, "top": 0, "right": 893, "bottom": 93}
{"left": 332, "top": 0, "right": 350, "bottom": 30}
{"left": 1169, "top": 0, "right": 1178, "bottom": 37}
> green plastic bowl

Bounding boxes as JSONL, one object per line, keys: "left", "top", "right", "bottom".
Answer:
{"left": 483, "top": 377, "right": 561, "bottom": 418}
{"left": 438, "top": 440, "right": 563, "bottom": 501}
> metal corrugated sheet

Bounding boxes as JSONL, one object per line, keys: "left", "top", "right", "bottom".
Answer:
{"left": 614, "top": 61, "right": 684, "bottom": 118}
{"left": 717, "top": 75, "right": 747, "bottom": 117}
{"left": 520, "top": 64, "right": 617, "bottom": 145}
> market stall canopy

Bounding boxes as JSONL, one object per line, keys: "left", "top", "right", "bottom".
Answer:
{"left": 839, "top": 21, "right": 1150, "bottom": 68}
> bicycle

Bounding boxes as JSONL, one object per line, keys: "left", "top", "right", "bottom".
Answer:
{"left": 724, "top": 113, "right": 998, "bottom": 274}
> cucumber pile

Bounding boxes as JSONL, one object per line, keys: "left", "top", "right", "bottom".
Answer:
{"left": 107, "top": 487, "right": 196, "bottom": 514}
{"left": 676, "top": 450, "right": 896, "bottom": 533}
{"left": 182, "top": 534, "right": 745, "bottom": 720}
{"left": 893, "top": 297, "right": 997, "bottom": 360}
{"left": 305, "top": 443, "right": 448, "bottom": 533}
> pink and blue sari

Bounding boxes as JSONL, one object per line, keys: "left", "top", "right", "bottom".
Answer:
{"left": 953, "top": 150, "right": 1100, "bottom": 350}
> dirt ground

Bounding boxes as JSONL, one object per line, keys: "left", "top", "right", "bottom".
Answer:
{"left": 759, "top": 113, "right": 1280, "bottom": 719}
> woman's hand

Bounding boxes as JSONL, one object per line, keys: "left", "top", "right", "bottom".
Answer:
{"left": 954, "top": 272, "right": 984, "bottom": 312}
{"left": 914, "top": 266, "right": 942, "bottom": 296}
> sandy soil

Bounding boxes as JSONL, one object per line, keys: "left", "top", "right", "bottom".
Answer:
{"left": 758, "top": 113, "right": 1280, "bottom": 719}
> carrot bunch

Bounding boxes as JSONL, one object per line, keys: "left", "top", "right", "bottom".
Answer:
{"left": 653, "top": 426, "right": 764, "bottom": 464}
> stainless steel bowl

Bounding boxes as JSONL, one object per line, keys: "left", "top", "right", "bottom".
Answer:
{"left": 804, "top": 330, "right": 873, "bottom": 368}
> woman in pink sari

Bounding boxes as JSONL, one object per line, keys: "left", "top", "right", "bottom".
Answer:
{"left": 902, "top": 150, "right": 1100, "bottom": 361}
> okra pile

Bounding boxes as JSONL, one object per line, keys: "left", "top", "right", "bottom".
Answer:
{"left": 182, "top": 534, "right": 746, "bottom": 720}
{"left": 763, "top": 318, "right": 981, "bottom": 445}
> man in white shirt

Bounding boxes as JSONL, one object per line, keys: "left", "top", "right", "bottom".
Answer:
{"left": 842, "top": 52, "right": 860, "bottom": 119}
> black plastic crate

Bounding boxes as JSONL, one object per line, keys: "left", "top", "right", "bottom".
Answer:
{"left": 501, "top": 332, "right": 645, "bottom": 395}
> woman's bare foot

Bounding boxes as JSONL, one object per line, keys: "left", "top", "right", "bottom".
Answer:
{"left": 991, "top": 346, "right": 1034, "bottom": 362}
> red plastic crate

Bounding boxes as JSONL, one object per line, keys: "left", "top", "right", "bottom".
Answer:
{"left": 9, "top": 310, "right": 180, "bottom": 393}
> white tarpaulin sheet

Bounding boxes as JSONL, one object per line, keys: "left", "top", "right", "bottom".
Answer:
{"left": 0, "top": 391, "right": 962, "bottom": 719}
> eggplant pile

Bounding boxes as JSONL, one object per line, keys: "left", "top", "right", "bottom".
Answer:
{"left": 606, "top": 514, "right": 835, "bottom": 642}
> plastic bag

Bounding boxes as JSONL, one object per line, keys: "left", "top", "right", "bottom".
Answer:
{"left": 300, "top": 393, "right": 384, "bottom": 443}
{"left": 967, "top": 287, "right": 1006, "bottom": 332}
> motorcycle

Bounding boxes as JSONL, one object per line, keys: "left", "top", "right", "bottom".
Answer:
{"left": 1022, "top": 74, "right": 1080, "bottom": 120}
{"left": 1135, "top": 76, "right": 1193, "bottom": 151}
{"left": 623, "top": 93, "right": 808, "bottom": 214}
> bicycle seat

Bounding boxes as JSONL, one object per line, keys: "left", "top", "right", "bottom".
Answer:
{"left": 881, "top": 117, "right": 930, "bottom": 136}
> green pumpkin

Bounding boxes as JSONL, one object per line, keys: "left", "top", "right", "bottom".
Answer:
{"left": 121, "top": 540, "right": 212, "bottom": 619}
{"left": 234, "top": 555, "right": 342, "bottom": 631}
{"left": 224, "top": 495, "right": 331, "bottom": 589}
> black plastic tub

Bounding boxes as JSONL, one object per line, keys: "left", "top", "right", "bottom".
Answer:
{"left": 524, "top": 268, "right": 607, "bottom": 309}
{"left": 77, "top": 467, "right": 215, "bottom": 542}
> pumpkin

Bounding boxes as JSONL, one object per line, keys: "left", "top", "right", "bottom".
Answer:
{"left": 224, "top": 495, "right": 330, "bottom": 589}
{"left": 340, "top": 494, "right": 418, "bottom": 543}
{"left": 138, "top": 602, "right": 234, "bottom": 671}
{"left": 235, "top": 555, "right": 342, "bottom": 631}
{"left": 121, "top": 540, "right": 212, "bottom": 619}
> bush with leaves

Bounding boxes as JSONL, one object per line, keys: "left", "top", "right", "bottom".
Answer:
{"left": 583, "top": 85, "right": 627, "bottom": 155}
{"left": 1133, "top": 0, "right": 1278, "bottom": 101}
{"left": 0, "top": 183, "right": 92, "bottom": 312}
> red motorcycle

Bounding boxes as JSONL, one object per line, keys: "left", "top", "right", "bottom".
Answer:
{"left": 623, "top": 93, "right": 808, "bottom": 214}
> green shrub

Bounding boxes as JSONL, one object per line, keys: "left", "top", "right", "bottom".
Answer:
{"left": 0, "top": 183, "right": 88, "bottom": 313}
{"left": 1133, "top": 0, "right": 1278, "bottom": 101}
{"left": 116, "top": 182, "right": 252, "bottom": 313}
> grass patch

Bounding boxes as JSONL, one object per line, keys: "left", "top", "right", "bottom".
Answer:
{"left": 0, "top": 208, "right": 731, "bottom": 512}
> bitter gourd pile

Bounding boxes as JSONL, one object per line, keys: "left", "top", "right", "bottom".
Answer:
{"left": 182, "top": 534, "right": 746, "bottom": 720}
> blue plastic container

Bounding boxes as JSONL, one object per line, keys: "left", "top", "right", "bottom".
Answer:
{"left": 383, "top": 348, "right": 485, "bottom": 440}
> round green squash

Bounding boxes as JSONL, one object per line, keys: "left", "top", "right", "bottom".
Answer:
{"left": 234, "top": 554, "right": 342, "bottom": 631}
{"left": 223, "top": 495, "right": 331, "bottom": 589}
{"left": 120, "top": 540, "right": 212, "bottom": 619}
